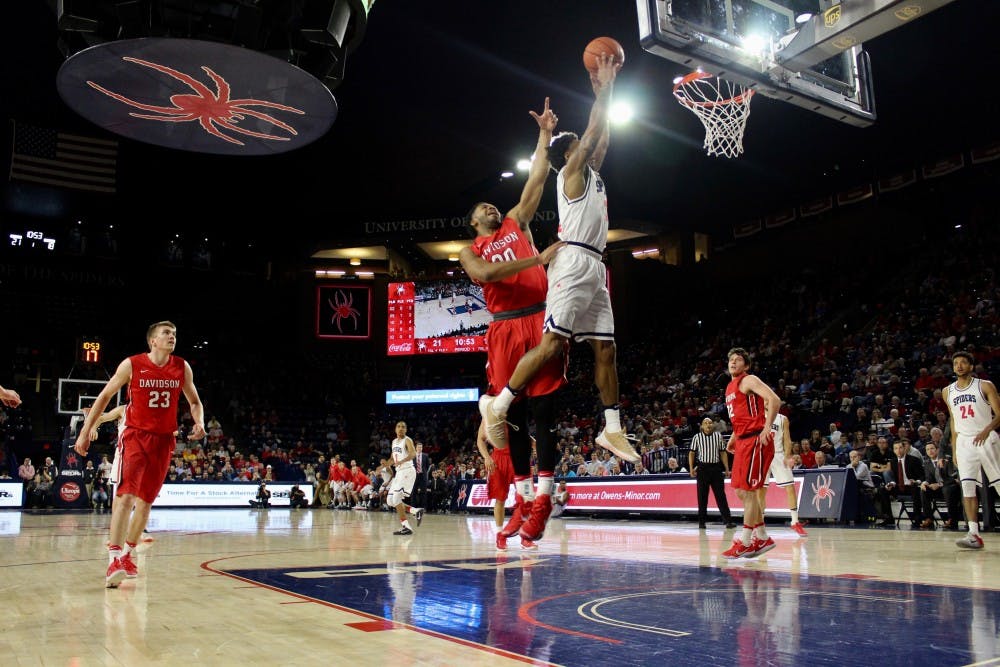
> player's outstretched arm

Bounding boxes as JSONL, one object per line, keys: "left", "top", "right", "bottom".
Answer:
{"left": 563, "top": 54, "right": 618, "bottom": 197}
{"left": 508, "top": 97, "right": 558, "bottom": 231}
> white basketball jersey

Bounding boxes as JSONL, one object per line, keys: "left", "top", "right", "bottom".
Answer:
{"left": 392, "top": 437, "right": 414, "bottom": 471}
{"left": 556, "top": 165, "right": 608, "bottom": 251}
{"left": 770, "top": 413, "right": 787, "bottom": 452}
{"left": 948, "top": 378, "right": 994, "bottom": 436}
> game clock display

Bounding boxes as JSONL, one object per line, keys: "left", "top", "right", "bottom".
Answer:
{"left": 387, "top": 279, "right": 489, "bottom": 356}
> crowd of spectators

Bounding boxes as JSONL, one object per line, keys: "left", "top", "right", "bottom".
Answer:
{"left": 2, "top": 178, "right": 997, "bottom": 523}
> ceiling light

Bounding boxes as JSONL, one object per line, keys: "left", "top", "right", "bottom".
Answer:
{"left": 448, "top": 253, "right": 459, "bottom": 262}
{"left": 516, "top": 158, "right": 532, "bottom": 171}
{"left": 349, "top": 257, "right": 361, "bottom": 266}
{"left": 500, "top": 171, "right": 514, "bottom": 179}
{"left": 795, "top": 12, "right": 813, "bottom": 24}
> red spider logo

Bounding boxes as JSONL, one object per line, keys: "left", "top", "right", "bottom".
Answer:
{"left": 87, "top": 57, "right": 305, "bottom": 146}
{"left": 810, "top": 473, "right": 837, "bottom": 511}
{"left": 328, "top": 291, "right": 361, "bottom": 333}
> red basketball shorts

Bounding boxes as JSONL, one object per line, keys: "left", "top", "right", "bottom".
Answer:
{"left": 731, "top": 431, "right": 775, "bottom": 491}
{"left": 116, "top": 428, "right": 175, "bottom": 503}
{"left": 485, "top": 311, "right": 567, "bottom": 397}
{"left": 487, "top": 446, "right": 515, "bottom": 500}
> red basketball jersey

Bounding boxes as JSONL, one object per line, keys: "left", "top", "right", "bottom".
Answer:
{"left": 726, "top": 373, "right": 766, "bottom": 435}
{"left": 470, "top": 216, "right": 547, "bottom": 312}
{"left": 125, "top": 353, "right": 186, "bottom": 435}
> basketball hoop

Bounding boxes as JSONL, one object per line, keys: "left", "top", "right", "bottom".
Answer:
{"left": 673, "top": 71, "right": 754, "bottom": 158}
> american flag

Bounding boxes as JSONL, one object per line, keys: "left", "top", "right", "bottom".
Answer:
{"left": 9, "top": 122, "right": 118, "bottom": 193}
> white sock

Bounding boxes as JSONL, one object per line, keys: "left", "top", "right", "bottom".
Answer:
{"left": 401, "top": 519, "right": 412, "bottom": 530}
{"left": 790, "top": 509, "right": 799, "bottom": 524}
{"left": 756, "top": 523, "right": 769, "bottom": 540}
{"left": 604, "top": 408, "right": 622, "bottom": 433}
{"left": 108, "top": 546, "right": 122, "bottom": 563}
{"left": 969, "top": 522, "right": 980, "bottom": 536}
{"left": 741, "top": 527, "right": 753, "bottom": 545}
{"left": 537, "top": 475, "right": 554, "bottom": 496}
{"left": 515, "top": 478, "right": 535, "bottom": 502}
{"left": 494, "top": 387, "right": 516, "bottom": 416}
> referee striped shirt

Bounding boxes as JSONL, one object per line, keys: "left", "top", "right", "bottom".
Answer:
{"left": 690, "top": 431, "right": 726, "bottom": 464}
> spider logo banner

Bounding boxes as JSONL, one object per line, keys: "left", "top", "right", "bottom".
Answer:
{"left": 316, "top": 285, "right": 371, "bottom": 340}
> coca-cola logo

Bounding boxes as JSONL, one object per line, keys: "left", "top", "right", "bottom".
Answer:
{"left": 388, "top": 343, "right": 413, "bottom": 353}
{"left": 59, "top": 481, "right": 81, "bottom": 502}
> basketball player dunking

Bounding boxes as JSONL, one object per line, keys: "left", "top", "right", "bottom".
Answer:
{"left": 479, "top": 53, "right": 640, "bottom": 468}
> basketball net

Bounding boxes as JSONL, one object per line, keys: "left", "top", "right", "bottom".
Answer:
{"left": 673, "top": 71, "right": 754, "bottom": 158}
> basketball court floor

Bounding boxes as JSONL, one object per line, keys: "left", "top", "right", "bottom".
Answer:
{"left": 2, "top": 507, "right": 998, "bottom": 666}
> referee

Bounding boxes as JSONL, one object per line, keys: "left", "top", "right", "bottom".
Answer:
{"left": 688, "top": 417, "right": 737, "bottom": 529}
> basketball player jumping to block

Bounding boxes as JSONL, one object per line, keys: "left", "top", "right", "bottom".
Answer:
{"left": 387, "top": 421, "right": 425, "bottom": 536}
{"left": 73, "top": 321, "right": 205, "bottom": 587}
{"left": 945, "top": 351, "right": 1000, "bottom": 549}
{"left": 462, "top": 97, "right": 568, "bottom": 549}
{"left": 722, "top": 347, "right": 781, "bottom": 559}
{"left": 479, "top": 53, "right": 639, "bottom": 466}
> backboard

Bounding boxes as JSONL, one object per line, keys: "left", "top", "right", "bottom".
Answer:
{"left": 638, "top": 0, "right": 958, "bottom": 127}
{"left": 56, "top": 378, "right": 124, "bottom": 416}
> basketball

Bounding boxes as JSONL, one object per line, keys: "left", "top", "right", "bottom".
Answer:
{"left": 583, "top": 36, "right": 625, "bottom": 73}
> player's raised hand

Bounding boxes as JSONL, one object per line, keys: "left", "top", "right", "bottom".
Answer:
{"left": 529, "top": 96, "right": 558, "bottom": 132}
{"left": 591, "top": 54, "right": 619, "bottom": 93}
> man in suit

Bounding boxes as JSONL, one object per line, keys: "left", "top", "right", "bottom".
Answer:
{"left": 887, "top": 440, "right": 926, "bottom": 527}
{"left": 920, "top": 440, "right": 962, "bottom": 529}
{"left": 413, "top": 442, "right": 431, "bottom": 508}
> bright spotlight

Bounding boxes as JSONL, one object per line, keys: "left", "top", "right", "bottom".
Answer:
{"left": 741, "top": 33, "right": 768, "bottom": 55}
{"left": 500, "top": 171, "right": 514, "bottom": 179}
{"left": 516, "top": 158, "right": 532, "bottom": 171}
{"left": 609, "top": 101, "right": 634, "bottom": 125}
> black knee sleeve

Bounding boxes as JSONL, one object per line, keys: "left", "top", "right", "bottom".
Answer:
{"left": 529, "top": 393, "right": 558, "bottom": 473}
{"left": 506, "top": 400, "right": 533, "bottom": 476}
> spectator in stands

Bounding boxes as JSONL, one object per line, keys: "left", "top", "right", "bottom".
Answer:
{"left": 886, "top": 440, "right": 925, "bottom": 527}
{"left": 427, "top": 469, "right": 449, "bottom": 511}
{"left": 867, "top": 436, "right": 893, "bottom": 483}
{"left": 29, "top": 471, "right": 53, "bottom": 508}
{"left": 849, "top": 449, "right": 891, "bottom": 525}
{"left": 83, "top": 460, "right": 97, "bottom": 508}
{"left": 798, "top": 440, "right": 817, "bottom": 469}
{"left": 814, "top": 451, "right": 839, "bottom": 468}
{"left": 43, "top": 456, "right": 58, "bottom": 480}
{"left": 911, "top": 425, "right": 930, "bottom": 453}
{"left": 92, "top": 476, "right": 110, "bottom": 511}
{"left": 919, "top": 441, "right": 961, "bottom": 530}
{"left": 18, "top": 457, "right": 35, "bottom": 499}
{"left": 665, "top": 457, "right": 686, "bottom": 474}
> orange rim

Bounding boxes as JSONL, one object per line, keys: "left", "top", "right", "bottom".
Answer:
{"left": 672, "top": 71, "right": 754, "bottom": 108}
